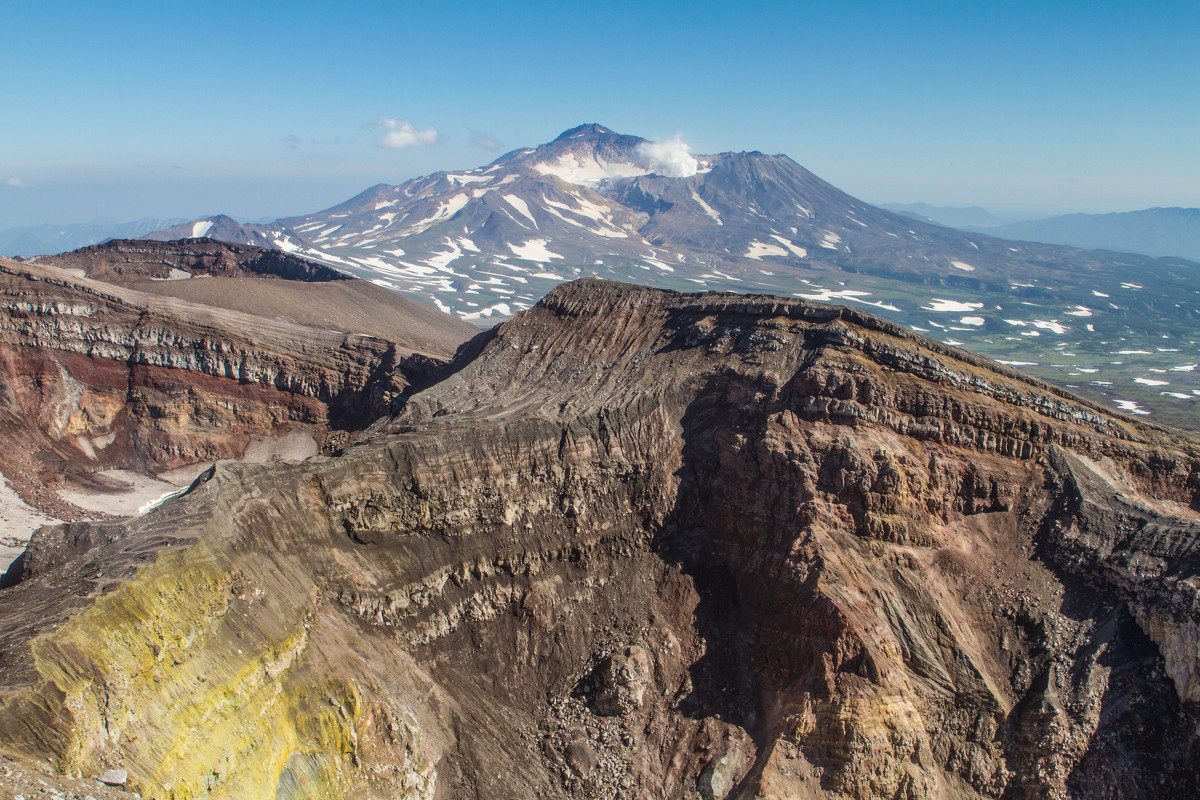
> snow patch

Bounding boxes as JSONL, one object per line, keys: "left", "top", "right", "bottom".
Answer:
{"left": 425, "top": 239, "right": 466, "bottom": 270}
{"left": 503, "top": 194, "right": 538, "bottom": 227}
{"left": 595, "top": 227, "right": 629, "bottom": 241}
{"left": 1115, "top": 400, "right": 1151, "bottom": 415}
{"left": 354, "top": 256, "right": 399, "bottom": 271}
{"left": 407, "top": 194, "right": 469, "bottom": 231}
{"left": 691, "top": 190, "right": 722, "bottom": 224}
{"left": 573, "top": 195, "right": 617, "bottom": 223}
{"left": 509, "top": 239, "right": 563, "bottom": 262}
{"left": 745, "top": 241, "right": 788, "bottom": 260}
{"left": 1032, "top": 320, "right": 1068, "bottom": 334}
{"left": 446, "top": 173, "right": 491, "bottom": 185}
{"left": 923, "top": 298, "right": 984, "bottom": 313}
{"left": 795, "top": 288, "right": 871, "bottom": 302}
{"left": 463, "top": 301, "right": 514, "bottom": 320}
{"left": 769, "top": 234, "right": 807, "bottom": 258}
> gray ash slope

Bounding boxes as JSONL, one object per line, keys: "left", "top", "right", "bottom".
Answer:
{"left": 146, "top": 124, "right": 1200, "bottom": 427}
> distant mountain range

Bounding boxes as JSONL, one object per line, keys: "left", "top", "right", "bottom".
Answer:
{"left": 141, "top": 123, "right": 1200, "bottom": 427}
{"left": 0, "top": 218, "right": 186, "bottom": 257}
{"left": 882, "top": 204, "right": 1200, "bottom": 263}
{"left": 964, "top": 207, "right": 1200, "bottom": 261}
{"left": 879, "top": 203, "right": 1011, "bottom": 228}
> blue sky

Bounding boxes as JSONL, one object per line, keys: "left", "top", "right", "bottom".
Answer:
{"left": 2, "top": 0, "right": 1196, "bottom": 228}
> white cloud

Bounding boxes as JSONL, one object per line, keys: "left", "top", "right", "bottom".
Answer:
{"left": 636, "top": 135, "right": 699, "bottom": 178}
{"left": 377, "top": 118, "right": 440, "bottom": 148}
{"left": 4, "top": 177, "right": 31, "bottom": 188}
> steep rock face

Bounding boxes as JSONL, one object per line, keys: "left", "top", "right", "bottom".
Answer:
{"left": 1, "top": 280, "right": 1199, "bottom": 799}
{"left": 0, "top": 253, "right": 472, "bottom": 517}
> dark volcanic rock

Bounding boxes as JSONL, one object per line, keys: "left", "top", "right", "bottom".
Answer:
{"left": 36, "top": 236, "right": 352, "bottom": 283}
{"left": 0, "top": 279, "right": 1198, "bottom": 799}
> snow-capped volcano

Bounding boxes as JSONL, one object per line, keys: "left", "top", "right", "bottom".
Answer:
{"left": 147, "top": 123, "right": 1009, "bottom": 319}
{"left": 143, "top": 124, "right": 1200, "bottom": 427}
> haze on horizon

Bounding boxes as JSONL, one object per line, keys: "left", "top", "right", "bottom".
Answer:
{"left": 1, "top": 0, "right": 1196, "bottom": 229}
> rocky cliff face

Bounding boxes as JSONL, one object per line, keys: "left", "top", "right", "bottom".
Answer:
{"left": 0, "top": 247, "right": 473, "bottom": 519}
{"left": 1, "top": 280, "right": 1198, "bottom": 799}
{"left": 35, "top": 237, "right": 355, "bottom": 284}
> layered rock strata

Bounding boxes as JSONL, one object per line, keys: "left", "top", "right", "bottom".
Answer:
{"left": 1, "top": 279, "right": 1198, "bottom": 799}
{"left": 0, "top": 249, "right": 472, "bottom": 518}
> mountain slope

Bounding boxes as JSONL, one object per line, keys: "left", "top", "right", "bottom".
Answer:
{"left": 143, "top": 125, "right": 1200, "bottom": 427}
{"left": 964, "top": 206, "right": 1200, "bottom": 261}
{"left": 34, "top": 238, "right": 477, "bottom": 352}
{"left": 3, "top": 280, "right": 1199, "bottom": 799}
{"left": 880, "top": 202, "right": 1009, "bottom": 228}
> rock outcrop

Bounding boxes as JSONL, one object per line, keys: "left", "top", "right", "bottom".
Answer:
{"left": 0, "top": 243, "right": 475, "bottom": 519}
{"left": 35, "top": 237, "right": 355, "bottom": 285}
{"left": 1, "top": 279, "right": 1198, "bottom": 799}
